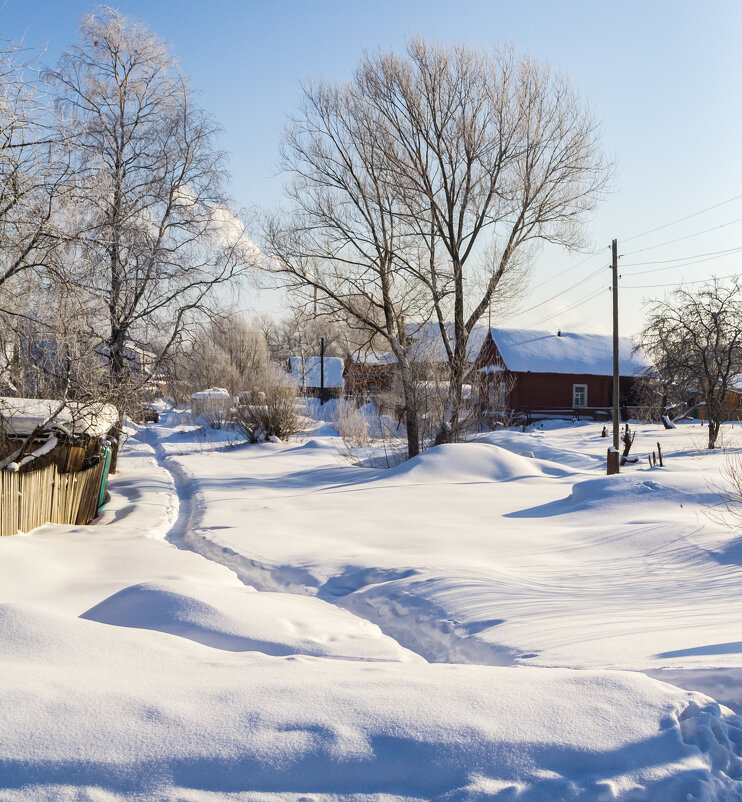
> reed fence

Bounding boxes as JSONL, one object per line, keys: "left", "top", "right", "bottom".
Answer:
{"left": 0, "top": 458, "right": 107, "bottom": 537}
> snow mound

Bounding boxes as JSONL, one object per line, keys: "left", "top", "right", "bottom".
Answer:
{"left": 568, "top": 473, "right": 720, "bottom": 510}
{"left": 81, "top": 580, "right": 419, "bottom": 662}
{"left": 3, "top": 602, "right": 742, "bottom": 802}
{"left": 480, "top": 430, "right": 601, "bottom": 470}
{"left": 386, "top": 442, "right": 570, "bottom": 483}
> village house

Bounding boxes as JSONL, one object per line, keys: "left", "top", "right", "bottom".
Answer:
{"left": 697, "top": 377, "right": 742, "bottom": 422}
{"left": 343, "top": 323, "right": 489, "bottom": 398}
{"left": 288, "top": 356, "right": 345, "bottom": 403}
{"left": 473, "top": 328, "right": 652, "bottom": 421}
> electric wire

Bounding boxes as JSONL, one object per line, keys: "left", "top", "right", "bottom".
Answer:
{"left": 620, "top": 193, "right": 742, "bottom": 244}
{"left": 502, "top": 194, "right": 742, "bottom": 325}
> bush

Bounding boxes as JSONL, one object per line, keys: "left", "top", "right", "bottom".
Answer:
{"left": 332, "top": 400, "right": 370, "bottom": 448}
{"left": 233, "top": 369, "right": 301, "bottom": 442}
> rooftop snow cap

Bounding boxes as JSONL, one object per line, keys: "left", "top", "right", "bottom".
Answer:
{"left": 0, "top": 397, "right": 119, "bottom": 438}
{"left": 191, "top": 388, "right": 231, "bottom": 400}
{"left": 289, "top": 357, "right": 345, "bottom": 388}
{"left": 489, "top": 328, "right": 652, "bottom": 376}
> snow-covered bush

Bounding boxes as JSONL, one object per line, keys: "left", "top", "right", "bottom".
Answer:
{"left": 332, "top": 400, "right": 370, "bottom": 448}
{"left": 233, "top": 368, "right": 301, "bottom": 442}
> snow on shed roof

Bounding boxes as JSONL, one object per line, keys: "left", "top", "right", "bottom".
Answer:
{"left": 0, "top": 397, "right": 119, "bottom": 438}
{"left": 191, "top": 387, "right": 230, "bottom": 400}
{"left": 289, "top": 356, "right": 345, "bottom": 388}
{"left": 489, "top": 328, "right": 652, "bottom": 377}
{"left": 351, "top": 323, "right": 489, "bottom": 366}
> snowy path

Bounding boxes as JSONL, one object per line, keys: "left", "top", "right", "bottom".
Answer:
{"left": 2, "top": 416, "right": 742, "bottom": 799}
{"left": 161, "top": 418, "right": 742, "bottom": 715}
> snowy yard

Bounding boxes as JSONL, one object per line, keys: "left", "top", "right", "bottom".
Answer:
{"left": 3, "top": 411, "right": 742, "bottom": 800}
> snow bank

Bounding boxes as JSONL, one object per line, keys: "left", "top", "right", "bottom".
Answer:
{"left": 386, "top": 442, "right": 570, "bottom": 483}
{"left": 567, "top": 472, "right": 722, "bottom": 510}
{"left": 3, "top": 599, "right": 742, "bottom": 800}
{"left": 480, "top": 428, "right": 603, "bottom": 470}
{"left": 81, "top": 579, "right": 419, "bottom": 662}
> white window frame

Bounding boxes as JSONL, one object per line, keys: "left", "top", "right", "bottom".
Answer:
{"left": 573, "top": 383, "right": 588, "bottom": 408}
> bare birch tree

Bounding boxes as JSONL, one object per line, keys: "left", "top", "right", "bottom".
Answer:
{"left": 45, "top": 8, "right": 251, "bottom": 422}
{"left": 0, "top": 38, "right": 73, "bottom": 394}
{"left": 640, "top": 278, "right": 742, "bottom": 450}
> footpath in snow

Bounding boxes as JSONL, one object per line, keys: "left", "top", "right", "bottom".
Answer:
{"left": 162, "top": 414, "right": 742, "bottom": 714}
{"left": 1, "top": 412, "right": 742, "bottom": 800}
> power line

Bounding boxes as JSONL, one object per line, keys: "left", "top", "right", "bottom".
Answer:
{"left": 505, "top": 263, "right": 608, "bottom": 321}
{"left": 520, "top": 285, "right": 608, "bottom": 329}
{"left": 621, "top": 193, "right": 742, "bottom": 244}
{"left": 621, "top": 244, "right": 742, "bottom": 269}
{"left": 537, "top": 247, "right": 606, "bottom": 289}
{"left": 620, "top": 247, "right": 742, "bottom": 277}
{"left": 621, "top": 216, "right": 742, "bottom": 257}
{"left": 621, "top": 271, "right": 740, "bottom": 290}
{"left": 507, "top": 194, "right": 742, "bottom": 326}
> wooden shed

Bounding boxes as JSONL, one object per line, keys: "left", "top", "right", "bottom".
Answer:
{"left": 0, "top": 397, "right": 118, "bottom": 536}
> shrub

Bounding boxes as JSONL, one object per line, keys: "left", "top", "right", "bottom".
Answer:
{"left": 233, "top": 368, "right": 301, "bottom": 442}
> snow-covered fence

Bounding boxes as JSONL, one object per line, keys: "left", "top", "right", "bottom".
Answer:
{"left": 0, "top": 457, "right": 109, "bottom": 537}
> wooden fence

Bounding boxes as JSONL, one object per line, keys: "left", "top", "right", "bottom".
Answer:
{"left": 0, "top": 457, "right": 108, "bottom": 537}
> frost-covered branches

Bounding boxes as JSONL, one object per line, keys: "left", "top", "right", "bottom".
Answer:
{"left": 640, "top": 277, "right": 742, "bottom": 449}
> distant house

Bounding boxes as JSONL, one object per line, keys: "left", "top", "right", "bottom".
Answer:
{"left": 473, "top": 328, "right": 652, "bottom": 420}
{"left": 697, "top": 376, "right": 742, "bottom": 422}
{"left": 288, "top": 356, "right": 345, "bottom": 402}
{"left": 344, "top": 323, "right": 489, "bottom": 397}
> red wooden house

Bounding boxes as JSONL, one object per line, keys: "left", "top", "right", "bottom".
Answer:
{"left": 473, "top": 328, "right": 652, "bottom": 420}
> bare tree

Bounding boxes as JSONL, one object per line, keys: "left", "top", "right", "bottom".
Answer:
{"left": 45, "top": 8, "right": 251, "bottom": 427}
{"left": 0, "top": 37, "right": 74, "bottom": 398}
{"left": 0, "top": 39, "right": 69, "bottom": 297}
{"left": 177, "top": 313, "right": 270, "bottom": 397}
{"left": 640, "top": 278, "right": 742, "bottom": 449}
{"left": 267, "top": 37, "right": 608, "bottom": 455}
{"left": 264, "top": 74, "right": 432, "bottom": 458}
{"left": 260, "top": 309, "right": 351, "bottom": 363}
{"left": 354, "top": 38, "right": 609, "bottom": 442}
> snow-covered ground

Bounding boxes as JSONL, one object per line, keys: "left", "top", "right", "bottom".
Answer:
{"left": 3, "top": 411, "right": 742, "bottom": 800}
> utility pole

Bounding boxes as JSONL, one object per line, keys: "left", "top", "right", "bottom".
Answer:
{"left": 611, "top": 238, "right": 620, "bottom": 453}
{"left": 320, "top": 336, "right": 325, "bottom": 405}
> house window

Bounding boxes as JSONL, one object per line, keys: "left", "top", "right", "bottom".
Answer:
{"left": 573, "top": 384, "right": 588, "bottom": 408}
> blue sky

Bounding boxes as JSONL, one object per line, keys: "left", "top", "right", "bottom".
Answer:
{"left": 5, "top": 0, "right": 742, "bottom": 333}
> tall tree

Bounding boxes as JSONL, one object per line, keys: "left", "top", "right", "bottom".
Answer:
{"left": 640, "top": 278, "right": 742, "bottom": 450}
{"left": 264, "top": 77, "right": 431, "bottom": 457}
{"left": 356, "top": 38, "right": 609, "bottom": 441}
{"left": 267, "top": 37, "right": 608, "bottom": 455}
{"left": 46, "top": 8, "right": 250, "bottom": 401}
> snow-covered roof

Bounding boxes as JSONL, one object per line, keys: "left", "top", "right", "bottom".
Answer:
{"left": 191, "top": 387, "right": 230, "bottom": 400}
{"left": 0, "top": 397, "right": 119, "bottom": 438}
{"left": 489, "top": 328, "right": 652, "bottom": 377}
{"left": 351, "top": 323, "right": 489, "bottom": 366}
{"left": 289, "top": 357, "right": 345, "bottom": 389}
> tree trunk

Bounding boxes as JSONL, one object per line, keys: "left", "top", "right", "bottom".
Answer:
{"left": 437, "top": 339, "right": 466, "bottom": 445}
{"left": 399, "top": 360, "right": 420, "bottom": 459}
{"left": 708, "top": 418, "right": 720, "bottom": 450}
